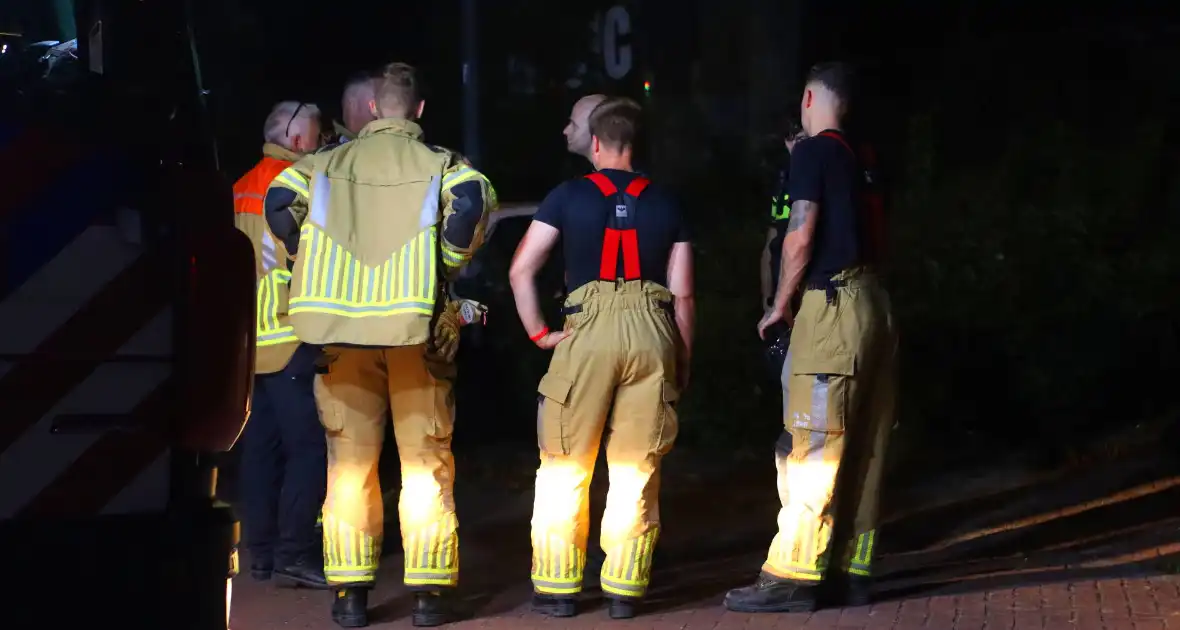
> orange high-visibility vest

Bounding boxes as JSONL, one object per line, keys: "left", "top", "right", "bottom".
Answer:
{"left": 233, "top": 156, "right": 291, "bottom": 216}
{"left": 233, "top": 156, "right": 299, "bottom": 371}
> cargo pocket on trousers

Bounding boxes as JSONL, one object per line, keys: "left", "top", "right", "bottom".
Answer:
{"left": 313, "top": 369, "right": 346, "bottom": 433}
{"left": 653, "top": 380, "right": 680, "bottom": 454}
{"left": 787, "top": 355, "right": 854, "bottom": 435}
{"left": 537, "top": 373, "right": 573, "bottom": 456}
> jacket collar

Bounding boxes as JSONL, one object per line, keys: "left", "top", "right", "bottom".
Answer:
{"left": 358, "top": 118, "right": 424, "bottom": 140}
{"left": 262, "top": 143, "right": 302, "bottom": 162}
{"left": 332, "top": 120, "right": 356, "bottom": 143}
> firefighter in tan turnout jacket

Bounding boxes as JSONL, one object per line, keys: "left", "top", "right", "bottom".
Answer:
{"left": 264, "top": 62, "right": 497, "bottom": 629}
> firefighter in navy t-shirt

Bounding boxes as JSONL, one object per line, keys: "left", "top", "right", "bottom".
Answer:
{"left": 509, "top": 97, "right": 694, "bottom": 621}
{"left": 726, "top": 62, "right": 898, "bottom": 614}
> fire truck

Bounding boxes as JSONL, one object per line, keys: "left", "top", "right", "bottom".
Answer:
{"left": 0, "top": 1, "right": 252, "bottom": 628}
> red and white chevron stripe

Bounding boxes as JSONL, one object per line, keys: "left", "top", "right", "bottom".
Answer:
{"left": 0, "top": 222, "right": 175, "bottom": 519}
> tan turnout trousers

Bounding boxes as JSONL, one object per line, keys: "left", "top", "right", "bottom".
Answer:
{"left": 532, "top": 280, "right": 680, "bottom": 599}
{"left": 763, "top": 267, "right": 897, "bottom": 582}
{"left": 314, "top": 345, "right": 459, "bottom": 589}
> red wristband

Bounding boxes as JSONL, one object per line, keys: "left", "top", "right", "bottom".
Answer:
{"left": 529, "top": 327, "right": 549, "bottom": 343}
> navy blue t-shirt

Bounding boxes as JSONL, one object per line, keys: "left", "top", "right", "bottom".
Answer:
{"left": 533, "top": 169, "right": 690, "bottom": 292}
{"left": 787, "top": 130, "right": 863, "bottom": 283}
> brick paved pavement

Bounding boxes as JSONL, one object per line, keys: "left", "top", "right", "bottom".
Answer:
{"left": 227, "top": 449, "right": 1180, "bottom": 629}
{"left": 230, "top": 571, "right": 1180, "bottom": 629}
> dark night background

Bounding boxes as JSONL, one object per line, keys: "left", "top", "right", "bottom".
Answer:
{"left": 3, "top": 0, "right": 1179, "bottom": 546}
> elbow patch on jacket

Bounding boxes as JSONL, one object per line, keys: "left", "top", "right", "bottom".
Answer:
{"left": 442, "top": 180, "right": 485, "bottom": 248}
{"left": 264, "top": 188, "right": 297, "bottom": 218}
{"left": 264, "top": 192, "right": 300, "bottom": 254}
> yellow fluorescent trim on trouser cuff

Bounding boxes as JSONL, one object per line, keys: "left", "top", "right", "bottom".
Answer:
{"left": 405, "top": 575, "right": 458, "bottom": 586}
{"left": 761, "top": 563, "right": 823, "bottom": 582}
{"left": 405, "top": 566, "right": 458, "bottom": 586}
{"left": 326, "top": 571, "right": 378, "bottom": 585}
{"left": 600, "top": 578, "right": 646, "bottom": 598}
{"left": 531, "top": 577, "right": 583, "bottom": 595}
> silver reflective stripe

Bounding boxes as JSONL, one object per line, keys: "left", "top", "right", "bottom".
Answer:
{"left": 325, "top": 244, "right": 339, "bottom": 298}
{"left": 289, "top": 299, "right": 434, "bottom": 314}
{"left": 532, "top": 578, "right": 580, "bottom": 589}
{"left": 419, "top": 174, "right": 441, "bottom": 229}
{"left": 625, "top": 538, "right": 639, "bottom": 580}
{"left": 260, "top": 230, "right": 279, "bottom": 271}
{"left": 780, "top": 347, "right": 793, "bottom": 398}
{"left": 811, "top": 375, "right": 830, "bottom": 430}
{"left": 600, "top": 577, "right": 644, "bottom": 596}
{"left": 805, "top": 375, "right": 831, "bottom": 463}
{"left": 233, "top": 192, "right": 265, "bottom": 200}
{"left": 309, "top": 171, "right": 331, "bottom": 225}
{"left": 405, "top": 571, "right": 456, "bottom": 581}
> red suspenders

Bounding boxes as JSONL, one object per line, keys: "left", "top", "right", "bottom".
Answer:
{"left": 818, "top": 130, "right": 853, "bottom": 154}
{"left": 585, "top": 172, "right": 650, "bottom": 282}
{"left": 817, "top": 131, "right": 886, "bottom": 264}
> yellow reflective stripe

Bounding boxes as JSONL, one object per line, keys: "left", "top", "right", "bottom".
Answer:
{"left": 771, "top": 193, "right": 791, "bottom": 220}
{"left": 323, "top": 513, "right": 381, "bottom": 585}
{"left": 404, "top": 513, "right": 458, "bottom": 571}
{"left": 275, "top": 168, "right": 310, "bottom": 197}
{"left": 255, "top": 268, "right": 297, "bottom": 346}
{"left": 848, "top": 530, "right": 875, "bottom": 576}
{"left": 441, "top": 165, "right": 486, "bottom": 191}
{"left": 441, "top": 242, "right": 467, "bottom": 269}
{"left": 600, "top": 527, "right": 659, "bottom": 595}
{"left": 289, "top": 224, "right": 438, "bottom": 318}
{"left": 531, "top": 535, "right": 586, "bottom": 594}
{"left": 766, "top": 567, "right": 824, "bottom": 581}
{"left": 763, "top": 521, "right": 829, "bottom": 582}
{"left": 403, "top": 513, "right": 458, "bottom": 586}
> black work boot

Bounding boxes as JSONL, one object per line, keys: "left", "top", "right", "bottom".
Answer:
{"left": 607, "top": 597, "right": 637, "bottom": 619}
{"left": 412, "top": 590, "right": 454, "bottom": 627}
{"left": 249, "top": 558, "right": 273, "bottom": 581}
{"left": 331, "top": 588, "right": 368, "bottom": 628}
{"left": 723, "top": 573, "right": 820, "bottom": 613}
{"left": 824, "top": 574, "right": 872, "bottom": 607}
{"left": 531, "top": 593, "right": 577, "bottom": 617}
{"left": 274, "top": 558, "right": 329, "bottom": 589}
{"left": 848, "top": 576, "right": 872, "bottom": 607}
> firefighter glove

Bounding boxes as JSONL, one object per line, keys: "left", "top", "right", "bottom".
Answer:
{"left": 431, "top": 299, "right": 487, "bottom": 362}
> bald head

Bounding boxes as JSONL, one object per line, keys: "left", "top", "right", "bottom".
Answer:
{"left": 563, "top": 94, "right": 607, "bottom": 159}
{"left": 263, "top": 100, "right": 321, "bottom": 154}
{"left": 342, "top": 72, "right": 379, "bottom": 135}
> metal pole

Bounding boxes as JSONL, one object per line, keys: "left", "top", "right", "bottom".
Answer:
{"left": 459, "top": 0, "right": 481, "bottom": 167}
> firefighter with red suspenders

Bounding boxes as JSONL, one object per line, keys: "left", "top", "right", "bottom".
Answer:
{"left": 509, "top": 97, "right": 696, "bottom": 620}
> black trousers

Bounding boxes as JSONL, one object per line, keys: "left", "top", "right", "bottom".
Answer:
{"left": 239, "top": 343, "right": 327, "bottom": 566}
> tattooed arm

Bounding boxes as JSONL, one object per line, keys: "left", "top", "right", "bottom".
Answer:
{"left": 770, "top": 200, "right": 818, "bottom": 314}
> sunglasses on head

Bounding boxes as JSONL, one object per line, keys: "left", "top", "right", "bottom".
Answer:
{"left": 285, "top": 102, "right": 307, "bottom": 138}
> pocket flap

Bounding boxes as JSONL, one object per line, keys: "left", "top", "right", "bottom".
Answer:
{"left": 792, "top": 353, "right": 856, "bottom": 376}
{"left": 537, "top": 373, "right": 574, "bottom": 405}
